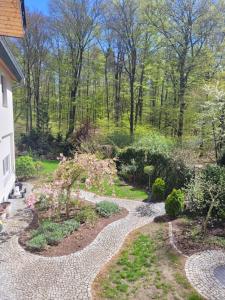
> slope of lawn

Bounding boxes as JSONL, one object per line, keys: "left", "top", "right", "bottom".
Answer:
{"left": 93, "top": 222, "right": 203, "bottom": 300}
{"left": 40, "top": 160, "right": 59, "bottom": 175}
{"left": 38, "top": 160, "right": 147, "bottom": 201}
{"left": 79, "top": 178, "right": 148, "bottom": 201}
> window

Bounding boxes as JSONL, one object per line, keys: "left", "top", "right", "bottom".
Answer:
{"left": 3, "top": 155, "right": 10, "bottom": 176}
{"left": 1, "top": 75, "right": 7, "bottom": 107}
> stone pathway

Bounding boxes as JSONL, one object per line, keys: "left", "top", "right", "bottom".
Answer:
{"left": 0, "top": 190, "right": 165, "bottom": 300}
{"left": 185, "top": 250, "right": 225, "bottom": 300}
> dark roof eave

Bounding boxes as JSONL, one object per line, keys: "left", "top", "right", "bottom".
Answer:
{"left": 20, "top": 0, "right": 27, "bottom": 29}
{"left": 0, "top": 37, "right": 24, "bottom": 82}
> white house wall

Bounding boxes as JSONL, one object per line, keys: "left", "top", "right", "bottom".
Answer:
{"left": 0, "top": 69, "right": 15, "bottom": 202}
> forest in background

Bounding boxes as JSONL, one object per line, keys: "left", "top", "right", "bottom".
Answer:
{"left": 11, "top": 0, "right": 225, "bottom": 157}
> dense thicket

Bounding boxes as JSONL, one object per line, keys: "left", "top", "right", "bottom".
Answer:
{"left": 12, "top": 0, "right": 225, "bottom": 151}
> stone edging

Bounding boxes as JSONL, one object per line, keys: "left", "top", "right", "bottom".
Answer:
{"left": 0, "top": 190, "right": 165, "bottom": 300}
{"left": 168, "top": 221, "right": 188, "bottom": 258}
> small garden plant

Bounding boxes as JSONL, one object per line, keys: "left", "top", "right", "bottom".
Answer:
{"left": 96, "top": 201, "right": 120, "bottom": 217}
{"left": 165, "top": 189, "right": 185, "bottom": 218}
{"left": 27, "top": 219, "right": 80, "bottom": 250}
{"left": 152, "top": 177, "right": 166, "bottom": 202}
{"left": 16, "top": 156, "right": 41, "bottom": 180}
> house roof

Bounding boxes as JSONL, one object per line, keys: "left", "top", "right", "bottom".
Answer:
{"left": 0, "top": 37, "right": 24, "bottom": 82}
{"left": 0, "top": 0, "right": 26, "bottom": 38}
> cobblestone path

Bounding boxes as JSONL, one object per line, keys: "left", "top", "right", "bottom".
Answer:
{"left": 0, "top": 190, "right": 165, "bottom": 300}
{"left": 185, "top": 250, "right": 225, "bottom": 300}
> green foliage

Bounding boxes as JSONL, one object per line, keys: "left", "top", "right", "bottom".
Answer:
{"left": 80, "top": 178, "right": 148, "bottom": 200}
{"left": 188, "top": 293, "right": 203, "bottom": 300}
{"left": 27, "top": 234, "right": 47, "bottom": 250}
{"left": 118, "top": 146, "right": 192, "bottom": 195}
{"left": 27, "top": 219, "right": 80, "bottom": 250}
{"left": 165, "top": 189, "right": 185, "bottom": 218}
{"left": 75, "top": 206, "right": 98, "bottom": 225}
{"left": 101, "top": 234, "right": 155, "bottom": 299}
{"left": 40, "top": 160, "right": 59, "bottom": 175}
{"left": 96, "top": 201, "right": 120, "bottom": 217}
{"left": 106, "top": 129, "right": 133, "bottom": 148}
{"left": 133, "top": 133, "right": 175, "bottom": 155}
{"left": 17, "top": 129, "right": 71, "bottom": 159}
{"left": 16, "top": 155, "right": 36, "bottom": 180}
{"left": 185, "top": 165, "right": 225, "bottom": 225}
{"left": 63, "top": 219, "right": 80, "bottom": 233}
{"left": 144, "top": 165, "right": 155, "bottom": 175}
{"left": 152, "top": 178, "right": 166, "bottom": 202}
{"left": 119, "top": 159, "right": 138, "bottom": 183}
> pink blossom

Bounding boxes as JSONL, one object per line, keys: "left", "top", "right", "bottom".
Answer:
{"left": 26, "top": 193, "right": 37, "bottom": 209}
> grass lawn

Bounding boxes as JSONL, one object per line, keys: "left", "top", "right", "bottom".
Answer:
{"left": 40, "top": 160, "right": 59, "bottom": 175}
{"left": 79, "top": 178, "right": 148, "bottom": 201}
{"left": 93, "top": 222, "right": 203, "bottom": 300}
{"left": 34, "top": 160, "right": 147, "bottom": 201}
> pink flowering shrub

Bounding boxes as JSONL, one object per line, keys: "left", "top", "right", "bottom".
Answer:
{"left": 26, "top": 193, "right": 37, "bottom": 209}
{"left": 54, "top": 157, "right": 85, "bottom": 218}
{"left": 37, "top": 153, "right": 116, "bottom": 220}
{"left": 73, "top": 153, "right": 117, "bottom": 192}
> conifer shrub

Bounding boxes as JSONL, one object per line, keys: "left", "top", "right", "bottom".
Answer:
{"left": 165, "top": 189, "right": 185, "bottom": 218}
{"left": 152, "top": 177, "right": 166, "bottom": 202}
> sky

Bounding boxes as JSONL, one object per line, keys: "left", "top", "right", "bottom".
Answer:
{"left": 25, "top": 0, "right": 49, "bottom": 14}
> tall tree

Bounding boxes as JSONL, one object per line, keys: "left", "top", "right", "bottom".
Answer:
{"left": 106, "top": 0, "right": 142, "bottom": 136}
{"left": 146, "top": 0, "right": 222, "bottom": 141}
{"left": 50, "top": 0, "right": 101, "bottom": 135}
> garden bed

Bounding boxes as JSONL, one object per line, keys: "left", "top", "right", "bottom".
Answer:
{"left": 93, "top": 221, "right": 203, "bottom": 300}
{"left": 172, "top": 218, "right": 225, "bottom": 256}
{"left": 19, "top": 200, "right": 128, "bottom": 257}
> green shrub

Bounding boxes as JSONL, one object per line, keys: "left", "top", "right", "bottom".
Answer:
{"left": 133, "top": 133, "right": 175, "bottom": 155}
{"left": 152, "top": 178, "right": 166, "bottom": 202}
{"left": 18, "top": 129, "right": 71, "bottom": 159}
{"left": 63, "top": 219, "right": 80, "bottom": 234}
{"left": 45, "top": 229, "right": 64, "bottom": 245}
{"left": 119, "top": 159, "right": 138, "bottom": 183}
{"left": 185, "top": 165, "right": 225, "bottom": 225}
{"left": 165, "top": 189, "right": 185, "bottom": 218}
{"left": 75, "top": 206, "right": 98, "bottom": 225}
{"left": 28, "top": 219, "right": 80, "bottom": 249}
{"left": 118, "top": 147, "right": 192, "bottom": 195}
{"left": 16, "top": 156, "right": 36, "bottom": 180}
{"left": 96, "top": 201, "right": 120, "bottom": 217}
{"left": 27, "top": 234, "right": 47, "bottom": 250}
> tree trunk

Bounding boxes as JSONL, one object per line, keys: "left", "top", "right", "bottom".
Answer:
{"left": 135, "top": 63, "right": 145, "bottom": 125}
{"left": 68, "top": 49, "right": 83, "bottom": 136}
{"left": 177, "top": 69, "right": 186, "bottom": 141}
{"left": 105, "top": 52, "right": 110, "bottom": 122}
{"left": 129, "top": 75, "right": 135, "bottom": 136}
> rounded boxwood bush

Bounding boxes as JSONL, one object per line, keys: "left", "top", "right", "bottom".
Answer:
{"left": 165, "top": 189, "right": 184, "bottom": 218}
{"left": 96, "top": 201, "right": 120, "bottom": 217}
{"left": 152, "top": 177, "right": 166, "bottom": 201}
{"left": 16, "top": 155, "right": 36, "bottom": 180}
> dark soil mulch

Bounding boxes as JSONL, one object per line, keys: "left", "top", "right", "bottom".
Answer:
{"left": 19, "top": 204, "right": 128, "bottom": 257}
{"left": 172, "top": 218, "right": 225, "bottom": 256}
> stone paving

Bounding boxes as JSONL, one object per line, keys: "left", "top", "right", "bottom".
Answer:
{"left": 185, "top": 250, "right": 225, "bottom": 300}
{"left": 0, "top": 189, "right": 165, "bottom": 300}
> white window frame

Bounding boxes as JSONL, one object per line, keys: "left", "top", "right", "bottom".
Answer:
{"left": 1, "top": 75, "right": 7, "bottom": 107}
{"left": 3, "top": 155, "right": 10, "bottom": 176}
